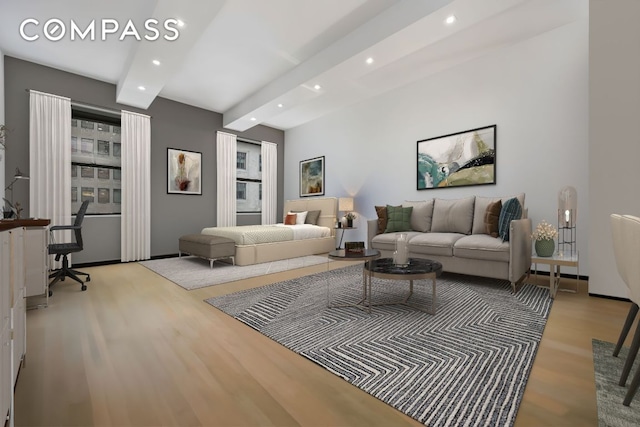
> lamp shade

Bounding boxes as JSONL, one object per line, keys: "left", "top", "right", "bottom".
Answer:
{"left": 558, "top": 186, "right": 577, "bottom": 227}
{"left": 338, "top": 197, "right": 354, "bottom": 212}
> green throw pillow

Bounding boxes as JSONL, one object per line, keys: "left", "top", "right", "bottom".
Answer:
{"left": 385, "top": 205, "right": 413, "bottom": 233}
{"left": 498, "top": 198, "right": 522, "bottom": 242}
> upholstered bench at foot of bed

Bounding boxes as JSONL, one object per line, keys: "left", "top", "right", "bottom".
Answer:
{"left": 178, "top": 234, "right": 235, "bottom": 269}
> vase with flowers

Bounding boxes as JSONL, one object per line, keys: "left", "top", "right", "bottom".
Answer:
{"left": 532, "top": 220, "right": 557, "bottom": 257}
{"left": 345, "top": 212, "right": 356, "bottom": 228}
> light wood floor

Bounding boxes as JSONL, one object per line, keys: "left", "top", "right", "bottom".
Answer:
{"left": 13, "top": 260, "right": 634, "bottom": 426}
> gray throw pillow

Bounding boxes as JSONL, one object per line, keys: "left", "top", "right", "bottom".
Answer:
{"left": 403, "top": 200, "right": 434, "bottom": 232}
{"left": 431, "top": 197, "right": 475, "bottom": 234}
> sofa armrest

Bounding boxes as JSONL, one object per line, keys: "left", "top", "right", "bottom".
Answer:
{"left": 367, "top": 219, "right": 379, "bottom": 248}
{"left": 509, "top": 218, "right": 532, "bottom": 283}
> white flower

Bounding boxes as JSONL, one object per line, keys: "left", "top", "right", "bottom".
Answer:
{"left": 532, "top": 220, "right": 558, "bottom": 241}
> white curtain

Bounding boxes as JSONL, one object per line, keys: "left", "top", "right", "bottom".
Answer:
{"left": 261, "top": 141, "right": 277, "bottom": 224}
{"left": 216, "top": 131, "right": 237, "bottom": 227}
{"left": 121, "top": 110, "right": 151, "bottom": 262}
{"left": 29, "top": 90, "right": 71, "bottom": 268}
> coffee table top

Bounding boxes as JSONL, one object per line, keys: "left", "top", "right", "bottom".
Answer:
{"left": 366, "top": 258, "right": 443, "bottom": 276}
{"left": 328, "top": 249, "right": 380, "bottom": 260}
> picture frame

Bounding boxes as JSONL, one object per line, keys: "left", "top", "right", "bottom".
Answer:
{"left": 167, "top": 148, "right": 202, "bottom": 195}
{"left": 300, "top": 156, "right": 325, "bottom": 197}
{"left": 417, "top": 124, "right": 496, "bottom": 190}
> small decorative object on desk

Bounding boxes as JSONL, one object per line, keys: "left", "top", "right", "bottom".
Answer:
{"left": 345, "top": 241, "right": 365, "bottom": 253}
{"left": 393, "top": 233, "right": 409, "bottom": 266}
{"left": 532, "top": 220, "right": 557, "bottom": 257}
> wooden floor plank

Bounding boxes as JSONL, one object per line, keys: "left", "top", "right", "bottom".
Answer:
{"left": 13, "top": 261, "right": 632, "bottom": 426}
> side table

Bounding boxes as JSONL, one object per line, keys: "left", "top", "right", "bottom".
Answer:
{"left": 334, "top": 226, "right": 356, "bottom": 250}
{"left": 327, "top": 249, "right": 380, "bottom": 313}
{"left": 531, "top": 252, "right": 579, "bottom": 298}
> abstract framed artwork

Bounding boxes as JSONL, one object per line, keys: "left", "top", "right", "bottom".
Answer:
{"left": 300, "top": 156, "right": 325, "bottom": 197}
{"left": 417, "top": 124, "right": 496, "bottom": 190}
{"left": 167, "top": 148, "right": 202, "bottom": 195}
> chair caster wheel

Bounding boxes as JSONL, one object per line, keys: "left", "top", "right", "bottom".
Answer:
{"left": 81, "top": 284, "right": 87, "bottom": 291}
{"left": 86, "top": 276, "right": 91, "bottom": 282}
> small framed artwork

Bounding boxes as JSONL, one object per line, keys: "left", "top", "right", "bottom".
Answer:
{"left": 417, "top": 124, "right": 496, "bottom": 190}
{"left": 300, "top": 156, "right": 325, "bottom": 197}
{"left": 167, "top": 148, "right": 202, "bottom": 195}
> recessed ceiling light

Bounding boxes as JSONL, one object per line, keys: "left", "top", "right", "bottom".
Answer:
{"left": 366, "top": 57, "right": 374, "bottom": 65}
{"left": 250, "top": 117, "right": 256, "bottom": 121}
{"left": 138, "top": 86, "right": 146, "bottom": 91}
{"left": 177, "top": 19, "right": 185, "bottom": 27}
{"left": 445, "top": 15, "right": 456, "bottom": 25}
{"left": 152, "top": 59, "right": 160, "bottom": 66}
{"left": 314, "top": 84, "right": 321, "bottom": 90}
{"left": 277, "top": 103, "right": 283, "bottom": 108}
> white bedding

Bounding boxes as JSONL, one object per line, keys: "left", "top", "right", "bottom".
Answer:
{"left": 201, "top": 224, "right": 330, "bottom": 245}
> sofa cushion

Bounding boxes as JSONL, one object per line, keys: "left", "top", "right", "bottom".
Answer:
{"left": 385, "top": 205, "right": 413, "bottom": 233}
{"left": 431, "top": 196, "right": 475, "bottom": 234}
{"left": 375, "top": 205, "right": 389, "bottom": 234}
{"left": 453, "top": 234, "right": 510, "bottom": 262}
{"left": 371, "top": 231, "right": 422, "bottom": 252}
{"left": 408, "top": 233, "right": 465, "bottom": 257}
{"left": 498, "top": 198, "right": 522, "bottom": 242}
{"left": 484, "top": 200, "right": 502, "bottom": 238}
{"left": 472, "top": 193, "right": 525, "bottom": 234}
{"left": 403, "top": 200, "right": 434, "bottom": 232}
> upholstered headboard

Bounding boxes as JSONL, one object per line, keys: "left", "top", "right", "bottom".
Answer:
{"left": 284, "top": 197, "right": 337, "bottom": 230}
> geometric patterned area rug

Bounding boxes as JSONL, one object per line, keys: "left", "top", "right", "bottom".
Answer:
{"left": 592, "top": 339, "right": 640, "bottom": 426}
{"left": 139, "top": 255, "right": 331, "bottom": 290}
{"left": 206, "top": 265, "right": 553, "bottom": 426}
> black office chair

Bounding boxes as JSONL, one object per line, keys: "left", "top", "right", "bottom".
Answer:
{"left": 48, "top": 200, "right": 91, "bottom": 293}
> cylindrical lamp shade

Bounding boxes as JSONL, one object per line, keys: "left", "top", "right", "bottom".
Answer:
{"left": 338, "top": 197, "right": 354, "bottom": 212}
{"left": 558, "top": 186, "right": 577, "bottom": 227}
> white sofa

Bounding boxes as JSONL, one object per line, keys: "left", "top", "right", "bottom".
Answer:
{"left": 367, "top": 195, "right": 532, "bottom": 292}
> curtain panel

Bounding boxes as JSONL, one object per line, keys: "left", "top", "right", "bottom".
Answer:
{"left": 121, "top": 110, "right": 151, "bottom": 262}
{"left": 29, "top": 90, "right": 71, "bottom": 268}
{"left": 261, "top": 141, "right": 277, "bottom": 224}
{"left": 216, "top": 131, "right": 237, "bottom": 227}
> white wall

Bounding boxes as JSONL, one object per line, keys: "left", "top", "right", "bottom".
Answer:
{"left": 588, "top": 0, "right": 640, "bottom": 298}
{"left": 0, "top": 49, "right": 5, "bottom": 201}
{"left": 286, "top": 14, "right": 589, "bottom": 274}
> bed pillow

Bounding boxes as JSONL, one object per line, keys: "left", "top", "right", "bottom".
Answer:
{"left": 498, "top": 198, "right": 522, "bottom": 242}
{"left": 304, "top": 210, "right": 321, "bottom": 225}
{"left": 385, "top": 205, "right": 413, "bottom": 233}
{"left": 375, "top": 206, "right": 389, "bottom": 234}
{"left": 284, "top": 213, "right": 297, "bottom": 225}
{"left": 288, "top": 210, "right": 307, "bottom": 225}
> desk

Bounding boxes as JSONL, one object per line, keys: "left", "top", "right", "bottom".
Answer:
{"left": 0, "top": 219, "right": 50, "bottom": 302}
{"left": 531, "top": 252, "right": 579, "bottom": 298}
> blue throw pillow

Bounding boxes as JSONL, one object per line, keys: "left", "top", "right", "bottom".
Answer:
{"left": 498, "top": 198, "right": 522, "bottom": 242}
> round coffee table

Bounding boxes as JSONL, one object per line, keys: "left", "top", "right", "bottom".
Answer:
{"left": 364, "top": 257, "right": 442, "bottom": 315}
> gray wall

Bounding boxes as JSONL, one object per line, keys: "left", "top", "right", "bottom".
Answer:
{"left": 3, "top": 56, "right": 284, "bottom": 263}
{"left": 588, "top": 0, "right": 640, "bottom": 298}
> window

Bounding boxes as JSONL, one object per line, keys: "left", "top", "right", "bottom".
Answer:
{"left": 237, "top": 151, "right": 247, "bottom": 169}
{"left": 236, "top": 140, "right": 262, "bottom": 213}
{"left": 71, "top": 111, "right": 121, "bottom": 214}
{"left": 237, "top": 182, "right": 247, "bottom": 200}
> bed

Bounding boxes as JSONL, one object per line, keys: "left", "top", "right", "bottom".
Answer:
{"left": 201, "top": 197, "right": 337, "bottom": 266}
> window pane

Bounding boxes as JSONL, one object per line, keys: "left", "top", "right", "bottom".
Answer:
{"left": 81, "top": 187, "right": 95, "bottom": 202}
{"left": 71, "top": 165, "right": 77, "bottom": 178}
{"left": 81, "top": 138, "right": 94, "bottom": 154}
{"left": 81, "top": 120, "right": 94, "bottom": 130}
{"left": 113, "top": 189, "right": 121, "bottom": 204}
{"left": 71, "top": 187, "right": 77, "bottom": 202}
{"left": 97, "top": 168, "right": 110, "bottom": 180}
{"left": 236, "top": 182, "right": 247, "bottom": 200}
{"left": 113, "top": 142, "right": 121, "bottom": 157}
{"left": 97, "top": 140, "right": 109, "bottom": 156}
{"left": 71, "top": 136, "right": 78, "bottom": 152}
{"left": 98, "top": 188, "right": 110, "bottom": 204}
{"left": 81, "top": 166, "right": 94, "bottom": 178}
{"left": 113, "top": 169, "right": 121, "bottom": 181}
{"left": 237, "top": 152, "right": 247, "bottom": 169}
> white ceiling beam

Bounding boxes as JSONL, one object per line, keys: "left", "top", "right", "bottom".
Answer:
{"left": 116, "top": 0, "right": 226, "bottom": 109}
{"left": 222, "top": 0, "right": 453, "bottom": 131}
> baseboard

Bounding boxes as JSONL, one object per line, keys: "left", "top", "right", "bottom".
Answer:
{"left": 73, "top": 253, "right": 181, "bottom": 268}
{"left": 530, "top": 269, "right": 589, "bottom": 282}
{"left": 588, "top": 293, "right": 631, "bottom": 302}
